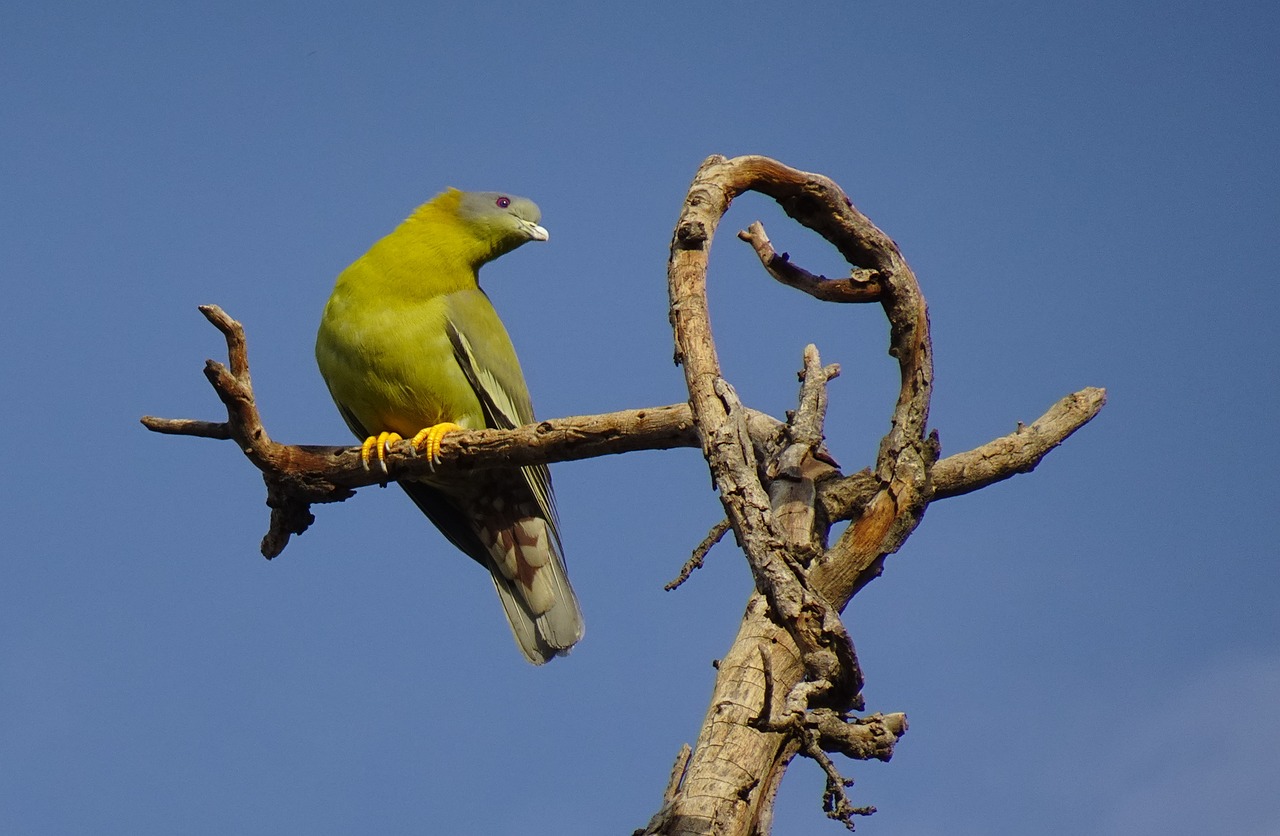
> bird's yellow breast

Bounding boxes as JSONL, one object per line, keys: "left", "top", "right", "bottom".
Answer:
{"left": 315, "top": 264, "right": 487, "bottom": 438}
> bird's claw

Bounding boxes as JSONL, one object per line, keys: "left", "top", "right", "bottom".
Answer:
{"left": 360, "top": 431, "right": 403, "bottom": 480}
{"left": 409, "top": 422, "right": 463, "bottom": 471}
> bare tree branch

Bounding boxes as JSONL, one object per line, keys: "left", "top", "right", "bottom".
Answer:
{"left": 143, "top": 303, "right": 1101, "bottom": 566}
{"left": 656, "top": 153, "right": 942, "bottom": 834}
{"left": 738, "top": 221, "right": 883, "bottom": 303}
{"left": 931, "top": 387, "right": 1107, "bottom": 499}
{"left": 665, "top": 518, "right": 732, "bottom": 591}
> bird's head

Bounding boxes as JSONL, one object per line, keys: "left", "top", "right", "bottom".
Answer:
{"left": 436, "top": 189, "right": 548, "bottom": 262}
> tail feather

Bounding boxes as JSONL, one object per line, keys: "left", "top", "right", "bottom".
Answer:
{"left": 396, "top": 479, "right": 583, "bottom": 664}
{"left": 488, "top": 534, "right": 584, "bottom": 664}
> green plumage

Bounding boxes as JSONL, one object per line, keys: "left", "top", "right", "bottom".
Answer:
{"left": 316, "top": 189, "right": 584, "bottom": 664}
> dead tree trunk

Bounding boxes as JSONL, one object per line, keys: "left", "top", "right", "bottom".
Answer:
{"left": 142, "top": 155, "right": 1104, "bottom": 833}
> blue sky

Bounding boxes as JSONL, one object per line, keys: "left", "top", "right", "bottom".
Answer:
{"left": 2, "top": 2, "right": 1277, "bottom": 834}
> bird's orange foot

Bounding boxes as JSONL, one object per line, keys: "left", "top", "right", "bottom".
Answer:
{"left": 360, "top": 431, "right": 403, "bottom": 478}
{"left": 409, "top": 422, "right": 464, "bottom": 470}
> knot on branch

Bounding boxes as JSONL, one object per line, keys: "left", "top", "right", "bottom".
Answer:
{"left": 811, "top": 710, "right": 908, "bottom": 762}
{"left": 674, "top": 219, "right": 708, "bottom": 249}
{"left": 262, "top": 476, "right": 321, "bottom": 558}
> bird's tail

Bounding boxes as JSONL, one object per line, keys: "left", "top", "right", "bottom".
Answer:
{"left": 482, "top": 516, "right": 584, "bottom": 664}
{"left": 397, "top": 479, "right": 583, "bottom": 664}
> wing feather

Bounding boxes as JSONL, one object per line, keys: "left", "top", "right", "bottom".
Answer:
{"left": 443, "top": 318, "right": 560, "bottom": 536}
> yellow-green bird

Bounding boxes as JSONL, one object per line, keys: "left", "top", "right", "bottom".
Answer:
{"left": 315, "top": 188, "right": 584, "bottom": 664}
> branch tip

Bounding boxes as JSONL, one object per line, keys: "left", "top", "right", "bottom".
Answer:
{"left": 665, "top": 518, "right": 731, "bottom": 591}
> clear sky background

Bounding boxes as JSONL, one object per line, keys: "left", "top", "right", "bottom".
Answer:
{"left": 2, "top": 2, "right": 1277, "bottom": 834}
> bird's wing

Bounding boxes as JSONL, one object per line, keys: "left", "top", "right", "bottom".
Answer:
{"left": 439, "top": 294, "right": 581, "bottom": 662}
{"left": 441, "top": 298, "right": 560, "bottom": 539}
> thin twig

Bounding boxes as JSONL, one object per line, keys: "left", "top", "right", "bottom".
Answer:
{"left": 738, "top": 221, "right": 883, "bottom": 303}
{"left": 665, "top": 518, "right": 731, "bottom": 591}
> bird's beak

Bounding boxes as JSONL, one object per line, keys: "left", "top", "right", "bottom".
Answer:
{"left": 523, "top": 221, "right": 549, "bottom": 242}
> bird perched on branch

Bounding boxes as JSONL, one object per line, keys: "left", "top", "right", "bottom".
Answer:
{"left": 315, "top": 188, "right": 584, "bottom": 664}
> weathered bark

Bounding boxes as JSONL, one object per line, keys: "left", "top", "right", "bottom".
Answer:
{"left": 642, "top": 155, "right": 1099, "bottom": 834}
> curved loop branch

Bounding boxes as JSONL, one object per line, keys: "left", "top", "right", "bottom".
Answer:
{"left": 669, "top": 153, "right": 934, "bottom": 672}
{"left": 655, "top": 154, "right": 1093, "bottom": 834}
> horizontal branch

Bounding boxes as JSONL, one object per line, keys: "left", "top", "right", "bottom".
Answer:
{"left": 142, "top": 309, "right": 1102, "bottom": 534}
{"left": 144, "top": 359, "right": 1103, "bottom": 553}
{"left": 143, "top": 403, "right": 701, "bottom": 491}
{"left": 143, "top": 418, "right": 232, "bottom": 439}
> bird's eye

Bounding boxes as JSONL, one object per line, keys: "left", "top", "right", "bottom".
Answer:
{"left": 495, "top": 196, "right": 511, "bottom": 209}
